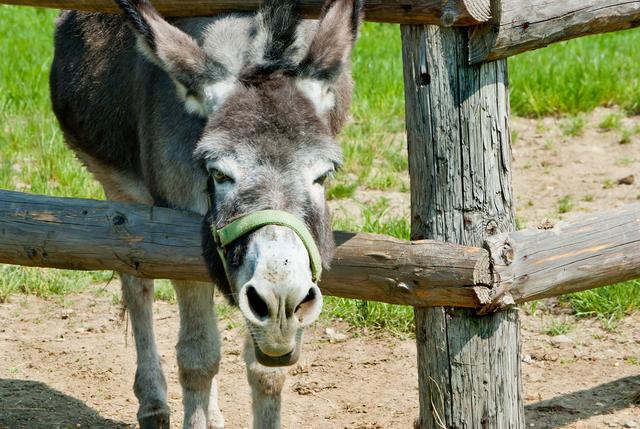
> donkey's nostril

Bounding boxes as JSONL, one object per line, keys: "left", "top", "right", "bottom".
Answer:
{"left": 295, "top": 288, "right": 316, "bottom": 314}
{"left": 294, "top": 286, "right": 322, "bottom": 326}
{"left": 246, "top": 286, "right": 270, "bottom": 320}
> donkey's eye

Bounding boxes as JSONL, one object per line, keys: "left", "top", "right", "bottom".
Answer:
{"left": 212, "top": 169, "right": 232, "bottom": 184}
{"left": 314, "top": 173, "right": 330, "bottom": 186}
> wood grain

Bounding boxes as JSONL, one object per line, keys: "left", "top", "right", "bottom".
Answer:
{"left": 0, "top": 189, "right": 492, "bottom": 308}
{"left": 489, "top": 204, "right": 640, "bottom": 304}
{"left": 401, "top": 23, "right": 523, "bottom": 428}
{"left": 0, "top": 0, "right": 491, "bottom": 25}
{"left": 469, "top": 0, "right": 640, "bottom": 63}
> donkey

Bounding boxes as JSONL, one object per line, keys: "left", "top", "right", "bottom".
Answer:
{"left": 50, "top": 0, "right": 362, "bottom": 427}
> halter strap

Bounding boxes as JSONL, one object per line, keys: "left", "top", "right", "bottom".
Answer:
{"left": 212, "top": 209, "right": 323, "bottom": 282}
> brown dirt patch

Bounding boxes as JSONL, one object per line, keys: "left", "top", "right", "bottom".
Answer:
{"left": 0, "top": 291, "right": 419, "bottom": 429}
{"left": 1, "top": 292, "right": 639, "bottom": 428}
{"left": 512, "top": 108, "right": 640, "bottom": 227}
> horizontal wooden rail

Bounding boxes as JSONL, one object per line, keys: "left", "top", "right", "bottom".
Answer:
{"left": 0, "top": 0, "right": 491, "bottom": 26}
{"left": 0, "top": 190, "right": 492, "bottom": 307}
{"left": 1, "top": 190, "right": 638, "bottom": 308}
{"left": 469, "top": 0, "right": 640, "bottom": 63}
{"left": 487, "top": 204, "right": 640, "bottom": 304}
{"left": 5, "top": 0, "right": 639, "bottom": 59}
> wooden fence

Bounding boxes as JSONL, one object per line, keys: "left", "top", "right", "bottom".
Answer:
{"left": 0, "top": 0, "right": 492, "bottom": 24}
{"left": 1, "top": 0, "right": 639, "bottom": 427}
{"left": 2, "top": 189, "right": 639, "bottom": 310}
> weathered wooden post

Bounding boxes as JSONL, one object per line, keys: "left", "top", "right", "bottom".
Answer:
{"left": 401, "top": 24, "right": 524, "bottom": 428}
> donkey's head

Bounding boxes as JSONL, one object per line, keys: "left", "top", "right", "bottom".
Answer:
{"left": 116, "top": 0, "right": 362, "bottom": 366}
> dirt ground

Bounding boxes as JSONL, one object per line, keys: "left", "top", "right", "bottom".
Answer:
{"left": 1, "top": 108, "right": 639, "bottom": 428}
{"left": 510, "top": 108, "right": 640, "bottom": 226}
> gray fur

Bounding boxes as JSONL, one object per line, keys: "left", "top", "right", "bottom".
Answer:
{"left": 50, "top": 1, "right": 361, "bottom": 428}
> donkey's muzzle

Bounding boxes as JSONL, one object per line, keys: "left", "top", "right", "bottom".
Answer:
{"left": 238, "top": 280, "right": 322, "bottom": 367}
{"left": 213, "top": 211, "right": 325, "bottom": 367}
{"left": 253, "top": 342, "right": 301, "bottom": 367}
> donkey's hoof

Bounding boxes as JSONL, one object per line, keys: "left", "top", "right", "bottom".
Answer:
{"left": 138, "top": 413, "right": 170, "bottom": 429}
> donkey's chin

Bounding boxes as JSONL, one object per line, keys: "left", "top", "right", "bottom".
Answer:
{"left": 250, "top": 329, "right": 304, "bottom": 367}
{"left": 253, "top": 340, "right": 302, "bottom": 367}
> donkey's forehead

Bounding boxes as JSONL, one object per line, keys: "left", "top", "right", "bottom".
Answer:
{"left": 214, "top": 79, "right": 326, "bottom": 132}
{"left": 196, "top": 129, "right": 341, "bottom": 170}
{"left": 195, "top": 80, "right": 341, "bottom": 167}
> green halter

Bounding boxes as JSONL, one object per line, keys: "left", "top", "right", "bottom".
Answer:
{"left": 211, "top": 210, "right": 323, "bottom": 283}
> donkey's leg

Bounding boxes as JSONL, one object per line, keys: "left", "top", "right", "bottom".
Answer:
{"left": 173, "top": 280, "right": 223, "bottom": 429}
{"left": 244, "top": 337, "right": 287, "bottom": 429}
{"left": 208, "top": 375, "right": 225, "bottom": 428}
{"left": 121, "top": 273, "right": 170, "bottom": 429}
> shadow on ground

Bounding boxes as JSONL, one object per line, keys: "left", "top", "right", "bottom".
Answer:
{"left": 526, "top": 375, "right": 640, "bottom": 428}
{"left": 0, "top": 379, "right": 130, "bottom": 429}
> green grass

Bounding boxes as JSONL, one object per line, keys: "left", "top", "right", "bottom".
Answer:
{"left": 509, "top": 28, "right": 640, "bottom": 116}
{"left": 331, "top": 23, "right": 406, "bottom": 194}
{"left": 559, "top": 115, "right": 586, "bottom": 137}
{"left": 327, "top": 182, "right": 357, "bottom": 200}
{"left": 323, "top": 297, "right": 414, "bottom": 335}
{"left": 598, "top": 113, "right": 623, "bottom": 131}
{"left": 333, "top": 197, "right": 411, "bottom": 239}
{"left": 626, "top": 356, "right": 639, "bottom": 365}
{"left": 614, "top": 157, "right": 634, "bottom": 167}
{"left": 619, "top": 129, "right": 633, "bottom": 144}
{"left": 154, "top": 280, "right": 177, "bottom": 303}
{"left": 563, "top": 280, "right": 640, "bottom": 328}
{"left": 0, "top": 265, "right": 110, "bottom": 303}
{"left": 0, "top": 6, "right": 639, "bottom": 333}
{"left": 0, "top": 6, "right": 102, "bottom": 200}
{"left": 556, "top": 195, "right": 574, "bottom": 214}
{"left": 545, "top": 318, "right": 573, "bottom": 336}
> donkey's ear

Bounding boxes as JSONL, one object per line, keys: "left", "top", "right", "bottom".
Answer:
{"left": 254, "top": 0, "right": 301, "bottom": 68}
{"left": 114, "top": 0, "right": 232, "bottom": 115}
{"left": 296, "top": 0, "right": 363, "bottom": 120}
